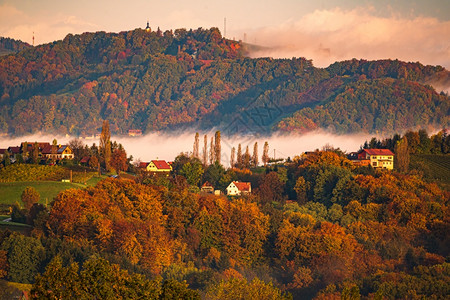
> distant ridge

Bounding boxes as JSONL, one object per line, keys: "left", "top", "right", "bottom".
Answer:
{"left": 0, "top": 28, "right": 448, "bottom": 136}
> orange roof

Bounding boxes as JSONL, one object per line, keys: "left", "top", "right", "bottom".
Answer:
{"left": 233, "top": 181, "right": 251, "bottom": 192}
{"left": 363, "top": 149, "right": 394, "bottom": 156}
{"left": 202, "top": 181, "right": 213, "bottom": 188}
{"left": 151, "top": 160, "right": 171, "bottom": 170}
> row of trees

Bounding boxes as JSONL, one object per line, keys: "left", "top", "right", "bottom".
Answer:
{"left": 191, "top": 132, "right": 270, "bottom": 168}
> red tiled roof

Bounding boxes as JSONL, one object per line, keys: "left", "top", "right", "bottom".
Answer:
{"left": 233, "top": 181, "right": 251, "bottom": 192}
{"left": 151, "top": 160, "right": 171, "bottom": 170}
{"left": 139, "top": 162, "right": 150, "bottom": 168}
{"left": 363, "top": 149, "right": 394, "bottom": 156}
{"left": 8, "top": 146, "right": 20, "bottom": 154}
{"left": 41, "top": 145, "right": 53, "bottom": 154}
{"left": 80, "top": 156, "right": 90, "bottom": 163}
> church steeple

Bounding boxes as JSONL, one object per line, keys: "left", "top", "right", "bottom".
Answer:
{"left": 145, "top": 21, "right": 151, "bottom": 32}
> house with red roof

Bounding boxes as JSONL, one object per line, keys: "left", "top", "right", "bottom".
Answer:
{"left": 356, "top": 149, "right": 394, "bottom": 169}
{"left": 139, "top": 160, "right": 172, "bottom": 173}
{"left": 226, "top": 181, "right": 251, "bottom": 196}
{"left": 41, "top": 144, "right": 74, "bottom": 161}
{"left": 201, "top": 181, "right": 214, "bottom": 193}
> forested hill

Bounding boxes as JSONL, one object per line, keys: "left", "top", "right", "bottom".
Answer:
{"left": 0, "top": 37, "right": 30, "bottom": 56}
{"left": 0, "top": 27, "right": 448, "bottom": 136}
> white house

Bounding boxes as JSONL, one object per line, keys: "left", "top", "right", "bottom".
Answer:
{"left": 226, "top": 181, "right": 251, "bottom": 196}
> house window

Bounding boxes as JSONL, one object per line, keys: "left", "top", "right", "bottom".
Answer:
{"left": 373, "top": 162, "right": 377, "bottom": 167}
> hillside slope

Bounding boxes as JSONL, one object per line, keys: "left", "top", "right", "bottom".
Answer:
{"left": 0, "top": 28, "right": 448, "bottom": 136}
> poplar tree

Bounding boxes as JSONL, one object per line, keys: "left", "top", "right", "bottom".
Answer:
{"left": 202, "top": 134, "right": 208, "bottom": 165}
{"left": 244, "top": 146, "right": 251, "bottom": 168}
{"left": 230, "top": 147, "right": 236, "bottom": 168}
{"left": 237, "top": 144, "right": 243, "bottom": 168}
{"left": 252, "top": 142, "right": 258, "bottom": 167}
{"left": 394, "top": 136, "right": 409, "bottom": 173}
{"left": 209, "top": 136, "right": 215, "bottom": 165}
{"left": 100, "top": 120, "right": 111, "bottom": 171}
{"left": 262, "top": 141, "right": 269, "bottom": 166}
{"left": 193, "top": 132, "right": 199, "bottom": 159}
{"left": 214, "top": 131, "right": 221, "bottom": 165}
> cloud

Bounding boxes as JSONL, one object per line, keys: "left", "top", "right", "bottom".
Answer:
{"left": 0, "top": 4, "right": 99, "bottom": 45}
{"left": 244, "top": 7, "right": 450, "bottom": 69}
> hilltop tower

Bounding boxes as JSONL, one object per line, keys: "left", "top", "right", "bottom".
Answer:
{"left": 145, "top": 21, "right": 151, "bottom": 32}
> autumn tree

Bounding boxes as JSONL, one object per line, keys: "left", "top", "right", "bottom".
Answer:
{"left": 202, "top": 134, "right": 208, "bottom": 165}
{"left": 262, "top": 141, "right": 269, "bottom": 166}
{"left": 89, "top": 155, "right": 99, "bottom": 169}
{"left": 100, "top": 120, "right": 112, "bottom": 171}
{"left": 111, "top": 147, "right": 128, "bottom": 175}
{"left": 209, "top": 136, "right": 215, "bottom": 165}
{"left": 193, "top": 132, "right": 200, "bottom": 159}
{"left": 230, "top": 147, "right": 235, "bottom": 168}
{"left": 51, "top": 139, "right": 58, "bottom": 162}
{"left": 258, "top": 172, "right": 285, "bottom": 204}
{"left": 395, "top": 136, "right": 409, "bottom": 173}
{"left": 252, "top": 142, "right": 258, "bottom": 167}
{"left": 243, "top": 146, "right": 251, "bottom": 169}
{"left": 214, "top": 130, "right": 221, "bottom": 165}
{"left": 68, "top": 138, "right": 85, "bottom": 161}
{"left": 21, "top": 186, "right": 40, "bottom": 210}
{"left": 236, "top": 144, "right": 243, "bottom": 168}
{"left": 32, "top": 142, "right": 40, "bottom": 164}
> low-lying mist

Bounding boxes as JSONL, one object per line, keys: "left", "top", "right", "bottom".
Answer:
{"left": 0, "top": 130, "right": 375, "bottom": 167}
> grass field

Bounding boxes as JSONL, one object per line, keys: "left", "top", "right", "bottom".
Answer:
{"left": 0, "top": 181, "right": 85, "bottom": 206}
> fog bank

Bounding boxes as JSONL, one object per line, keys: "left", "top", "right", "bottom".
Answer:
{"left": 1, "top": 130, "right": 375, "bottom": 167}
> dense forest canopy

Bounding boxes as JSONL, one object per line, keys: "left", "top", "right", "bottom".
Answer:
{"left": 0, "top": 27, "right": 448, "bottom": 136}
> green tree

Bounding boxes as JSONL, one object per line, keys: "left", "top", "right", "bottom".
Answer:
{"left": 0, "top": 233, "right": 45, "bottom": 283}
{"left": 21, "top": 186, "right": 40, "bottom": 210}
{"left": 2, "top": 149, "right": 10, "bottom": 166}
{"left": 180, "top": 160, "right": 204, "bottom": 186}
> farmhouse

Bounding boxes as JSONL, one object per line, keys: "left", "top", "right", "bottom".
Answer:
{"left": 41, "top": 144, "right": 74, "bottom": 160}
{"left": 226, "top": 181, "right": 251, "bottom": 196}
{"left": 139, "top": 160, "right": 172, "bottom": 172}
{"left": 356, "top": 149, "right": 394, "bottom": 169}
{"left": 201, "top": 181, "right": 214, "bottom": 193}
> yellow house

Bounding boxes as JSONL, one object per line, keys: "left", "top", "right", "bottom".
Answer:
{"left": 41, "top": 144, "right": 74, "bottom": 160}
{"left": 358, "top": 149, "right": 394, "bottom": 169}
{"left": 139, "top": 160, "right": 172, "bottom": 172}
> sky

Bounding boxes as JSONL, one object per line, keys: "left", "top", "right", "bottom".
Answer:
{"left": 0, "top": 0, "right": 449, "bottom": 68}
